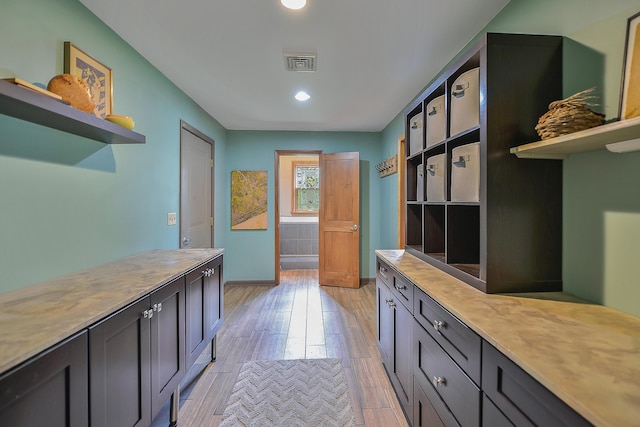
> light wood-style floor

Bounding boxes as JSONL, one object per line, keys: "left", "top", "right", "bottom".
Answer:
{"left": 156, "top": 269, "right": 408, "bottom": 427}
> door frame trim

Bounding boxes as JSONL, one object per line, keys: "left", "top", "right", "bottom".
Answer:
{"left": 398, "top": 134, "right": 406, "bottom": 249}
{"left": 180, "top": 120, "right": 215, "bottom": 248}
{"left": 274, "top": 149, "right": 322, "bottom": 285}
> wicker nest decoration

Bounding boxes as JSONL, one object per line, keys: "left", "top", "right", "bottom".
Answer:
{"left": 535, "top": 88, "right": 605, "bottom": 140}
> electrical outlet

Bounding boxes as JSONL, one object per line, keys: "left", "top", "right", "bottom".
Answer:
{"left": 167, "top": 212, "right": 177, "bottom": 226}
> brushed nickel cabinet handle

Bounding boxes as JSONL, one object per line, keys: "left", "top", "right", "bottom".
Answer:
{"left": 432, "top": 376, "right": 446, "bottom": 387}
{"left": 394, "top": 283, "right": 407, "bottom": 291}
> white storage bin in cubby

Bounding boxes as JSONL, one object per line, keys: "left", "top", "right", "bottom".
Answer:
{"left": 451, "top": 142, "right": 480, "bottom": 202}
{"left": 426, "top": 95, "right": 446, "bottom": 148}
{"left": 409, "top": 113, "right": 423, "bottom": 155}
{"left": 425, "top": 154, "right": 446, "bottom": 202}
{"left": 450, "top": 68, "right": 480, "bottom": 136}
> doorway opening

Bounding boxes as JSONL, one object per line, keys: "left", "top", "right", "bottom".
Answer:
{"left": 275, "top": 150, "right": 322, "bottom": 284}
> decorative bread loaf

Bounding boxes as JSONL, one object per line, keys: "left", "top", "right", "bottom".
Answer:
{"left": 47, "top": 74, "right": 95, "bottom": 114}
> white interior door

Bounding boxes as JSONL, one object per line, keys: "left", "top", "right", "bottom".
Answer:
{"left": 180, "top": 122, "right": 214, "bottom": 248}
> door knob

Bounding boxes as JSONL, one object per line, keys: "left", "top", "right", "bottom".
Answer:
{"left": 182, "top": 237, "right": 191, "bottom": 247}
{"left": 352, "top": 224, "right": 358, "bottom": 231}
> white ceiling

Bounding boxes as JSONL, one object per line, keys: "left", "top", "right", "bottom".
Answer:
{"left": 78, "top": 0, "right": 510, "bottom": 132}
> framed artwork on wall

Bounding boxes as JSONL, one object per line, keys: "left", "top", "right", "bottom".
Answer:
{"left": 620, "top": 11, "right": 640, "bottom": 120}
{"left": 64, "top": 41, "right": 112, "bottom": 118}
{"left": 231, "top": 170, "right": 268, "bottom": 230}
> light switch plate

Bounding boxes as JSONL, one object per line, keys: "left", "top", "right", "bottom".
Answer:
{"left": 167, "top": 212, "right": 177, "bottom": 225}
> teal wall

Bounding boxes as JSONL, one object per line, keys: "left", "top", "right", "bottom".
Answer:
{"left": 0, "top": 0, "right": 228, "bottom": 293}
{"left": 485, "top": 0, "right": 640, "bottom": 317}
{"left": 225, "top": 131, "right": 382, "bottom": 281}
{"left": 3, "top": 0, "right": 640, "bottom": 317}
{"left": 379, "top": 0, "right": 640, "bottom": 317}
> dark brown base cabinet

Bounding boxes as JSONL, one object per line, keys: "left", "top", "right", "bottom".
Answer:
{"left": 185, "top": 257, "right": 224, "bottom": 367}
{"left": 376, "top": 259, "right": 413, "bottom": 420}
{"left": 0, "top": 331, "right": 89, "bottom": 427}
{"left": 376, "top": 256, "right": 592, "bottom": 427}
{"left": 90, "top": 276, "right": 186, "bottom": 427}
{"left": 482, "top": 342, "right": 591, "bottom": 427}
{"left": 0, "top": 252, "right": 223, "bottom": 427}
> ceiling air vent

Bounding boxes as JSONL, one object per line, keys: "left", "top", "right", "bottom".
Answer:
{"left": 284, "top": 52, "right": 317, "bottom": 72}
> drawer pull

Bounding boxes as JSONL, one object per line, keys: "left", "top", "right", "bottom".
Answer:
{"left": 386, "top": 300, "right": 396, "bottom": 308}
{"left": 153, "top": 303, "right": 162, "bottom": 312}
{"left": 202, "top": 267, "right": 215, "bottom": 277}
{"left": 143, "top": 309, "right": 153, "bottom": 319}
{"left": 433, "top": 319, "right": 445, "bottom": 332}
{"left": 432, "top": 376, "right": 446, "bottom": 387}
{"left": 394, "top": 283, "right": 407, "bottom": 291}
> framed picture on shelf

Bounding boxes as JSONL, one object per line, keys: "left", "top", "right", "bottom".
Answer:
{"left": 64, "top": 41, "right": 112, "bottom": 118}
{"left": 620, "top": 11, "right": 640, "bottom": 120}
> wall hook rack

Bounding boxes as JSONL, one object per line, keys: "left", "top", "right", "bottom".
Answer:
{"left": 376, "top": 154, "right": 398, "bottom": 178}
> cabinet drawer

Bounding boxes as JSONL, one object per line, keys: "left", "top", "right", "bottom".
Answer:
{"left": 414, "top": 287, "right": 481, "bottom": 383}
{"left": 377, "top": 259, "right": 413, "bottom": 311}
{"left": 482, "top": 341, "right": 591, "bottom": 427}
{"left": 377, "top": 259, "right": 392, "bottom": 286}
{"left": 391, "top": 272, "right": 413, "bottom": 312}
{"left": 414, "top": 320, "right": 480, "bottom": 427}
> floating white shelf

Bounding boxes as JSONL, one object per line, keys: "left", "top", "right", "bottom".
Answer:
{"left": 510, "top": 116, "right": 640, "bottom": 159}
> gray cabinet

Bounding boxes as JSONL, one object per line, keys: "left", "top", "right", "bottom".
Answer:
{"left": 0, "top": 331, "right": 88, "bottom": 427}
{"left": 185, "top": 257, "right": 224, "bottom": 368}
{"left": 89, "top": 276, "right": 186, "bottom": 427}
{"left": 482, "top": 342, "right": 592, "bottom": 427}
{"left": 376, "top": 259, "right": 413, "bottom": 420}
{"left": 376, "top": 255, "right": 592, "bottom": 427}
{"left": 413, "top": 287, "right": 481, "bottom": 384}
{"left": 414, "top": 318, "right": 480, "bottom": 427}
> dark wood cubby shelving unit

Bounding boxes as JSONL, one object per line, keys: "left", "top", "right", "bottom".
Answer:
{"left": 405, "top": 33, "right": 564, "bottom": 293}
{"left": 0, "top": 79, "right": 145, "bottom": 145}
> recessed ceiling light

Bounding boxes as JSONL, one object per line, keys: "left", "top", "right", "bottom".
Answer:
{"left": 281, "top": 0, "right": 306, "bottom": 10}
{"left": 295, "top": 91, "right": 311, "bottom": 101}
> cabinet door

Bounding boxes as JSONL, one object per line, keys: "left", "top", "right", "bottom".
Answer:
{"left": 150, "top": 277, "right": 186, "bottom": 419}
{"left": 204, "top": 260, "right": 223, "bottom": 341}
{"left": 185, "top": 259, "right": 222, "bottom": 368}
{"left": 483, "top": 395, "right": 514, "bottom": 427}
{"left": 395, "top": 299, "right": 414, "bottom": 416}
{"left": 0, "top": 331, "right": 88, "bottom": 427}
{"left": 376, "top": 278, "right": 394, "bottom": 367}
{"left": 185, "top": 266, "right": 207, "bottom": 368}
{"left": 90, "top": 298, "right": 151, "bottom": 427}
{"left": 413, "top": 379, "right": 446, "bottom": 427}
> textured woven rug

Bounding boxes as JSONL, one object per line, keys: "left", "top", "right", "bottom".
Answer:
{"left": 220, "top": 358, "right": 357, "bottom": 427}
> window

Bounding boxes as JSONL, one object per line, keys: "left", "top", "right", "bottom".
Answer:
{"left": 292, "top": 162, "right": 319, "bottom": 214}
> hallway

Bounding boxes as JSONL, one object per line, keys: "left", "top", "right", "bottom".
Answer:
{"left": 164, "top": 269, "right": 407, "bottom": 426}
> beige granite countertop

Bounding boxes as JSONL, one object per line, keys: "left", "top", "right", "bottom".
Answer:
{"left": 376, "top": 249, "right": 640, "bottom": 427}
{"left": 0, "top": 248, "right": 223, "bottom": 374}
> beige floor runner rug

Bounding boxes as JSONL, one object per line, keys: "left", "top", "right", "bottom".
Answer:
{"left": 220, "top": 358, "right": 357, "bottom": 427}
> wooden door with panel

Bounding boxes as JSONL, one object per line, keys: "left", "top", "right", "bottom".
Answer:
{"left": 319, "top": 152, "right": 360, "bottom": 288}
